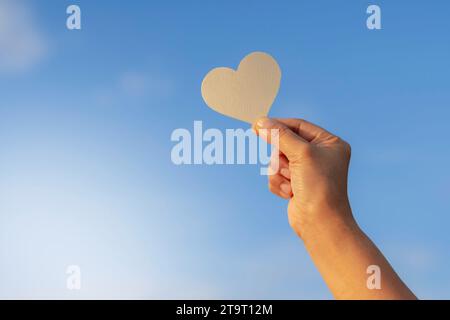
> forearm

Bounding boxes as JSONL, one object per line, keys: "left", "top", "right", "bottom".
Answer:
{"left": 301, "top": 206, "right": 417, "bottom": 300}
{"left": 254, "top": 117, "right": 416, "bottom": 299}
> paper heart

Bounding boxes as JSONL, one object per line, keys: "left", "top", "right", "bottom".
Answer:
{"left": 201, "top": 52, "right": 281, "bottom": 124}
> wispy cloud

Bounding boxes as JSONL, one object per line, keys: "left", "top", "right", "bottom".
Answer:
{"left": 94, "top": 70, "right": 173, "bottom": 107}
{"left": 392, "top": 243, "right": 438, "bottom": 272}
{"left": 0, "top": 0, "right": 48, "bottom": 74}
{"left": 120, "top": 71, "right": 171, "bottom": 98}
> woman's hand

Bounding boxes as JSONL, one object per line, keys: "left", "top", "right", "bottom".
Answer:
{"left": 253, "top": 117, "right": 354, "bottom": 240}
{"left": 253, "top": 117, "right": 416, "bottom": 300}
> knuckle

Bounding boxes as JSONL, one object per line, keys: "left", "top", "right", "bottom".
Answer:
{"left": 331, "top": 136, "right": 351, "bottom": 157}
{"left": 339, "top": 139, "right": 352, "bottom": 156}
{"left": 295, "top": 118, "right": 308, "bottom": 133}
{"left": 345, "top": 142, "right": 352, "bottom": 156}
{"left": 293, "top": 118, "right": 306, "bottom": 125}
{"left": 268, "top": 183, "right": 278, "bottom": 194}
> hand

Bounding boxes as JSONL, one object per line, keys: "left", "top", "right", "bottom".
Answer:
{"left": 254, "top": 117, "right": 416, "bottom": 299}
{"left": 253, "top": 117, "right": 355, "bottom": 240}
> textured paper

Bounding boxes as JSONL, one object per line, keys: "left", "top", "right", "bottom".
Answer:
{"left": 201, "top": 52, "right": 281, "bottom": 124}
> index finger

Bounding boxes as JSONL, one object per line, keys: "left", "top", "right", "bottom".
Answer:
{"left": 273, "top": 118, "right": 333, "bottom": 142}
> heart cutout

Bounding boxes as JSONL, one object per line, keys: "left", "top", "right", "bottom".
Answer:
{"left": 201, "top": 52, "right": 281, "bottom": 124}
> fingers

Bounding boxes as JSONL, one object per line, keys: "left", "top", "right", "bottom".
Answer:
{"left": 270, "top": 150, "right": 291, "bottom": 180}
{"left": 272, "top": 118, "right": 333, "bottom": 143}
{"left": 253, "top": 117, "right": 308, "bottom": 160}
{"left": 268, "top": 173, "right": 292, "bottom": 199}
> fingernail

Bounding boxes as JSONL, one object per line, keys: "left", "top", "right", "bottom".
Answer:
{"left": 256, "top": 117, "right": 275, "bottom": 129}
{"left": 280, "top": 168, "right": 291, "bottom": 179}
{"left": 280, "top": 183, "right": 292, "bottom": 195}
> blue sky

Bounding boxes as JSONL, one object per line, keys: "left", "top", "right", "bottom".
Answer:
{"left": 0, "top": 0, "right": 449, "bottom": 299}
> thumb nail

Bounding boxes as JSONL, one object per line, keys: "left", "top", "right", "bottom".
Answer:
{"left": 256, "top": 117, "right": 276, "bottom": 129}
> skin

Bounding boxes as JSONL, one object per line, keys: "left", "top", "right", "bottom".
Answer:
{"left": 253, "top": 117, "right": 417, "bottom": 300}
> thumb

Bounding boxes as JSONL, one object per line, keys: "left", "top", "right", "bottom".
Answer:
{"left": 253, "top": 117, "right": 308, "bottom": 159}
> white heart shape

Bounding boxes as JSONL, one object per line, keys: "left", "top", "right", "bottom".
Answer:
{"left": 201, "top": 52, "right": 281, "bottom": 124}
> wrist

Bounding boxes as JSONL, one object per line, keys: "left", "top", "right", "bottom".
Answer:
{"left": 291, "top": 200, "right": 360, "bottom": 246}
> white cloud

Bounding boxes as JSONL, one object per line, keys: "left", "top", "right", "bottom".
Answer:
{"left": 120, "top": 72, "right": 150, "bottom": 97}
{"left": 396, "top": 244, "right": 438, "bottom": 272}
{"left": 0, "top": 0, "right": 47, "bottom": 73}
{"left": 119, "top": 71, "right": 172, "bottom": 98}
{"left": 93, "top": 71, "right": 173, "bottom": 107}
